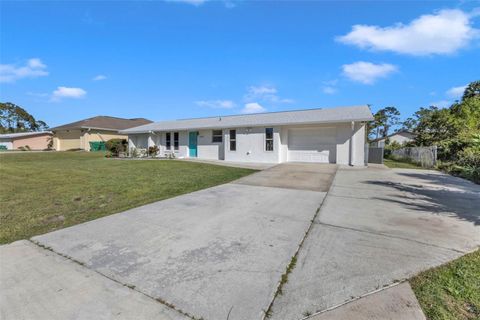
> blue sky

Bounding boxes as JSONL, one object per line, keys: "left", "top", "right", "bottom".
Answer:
{"left": 1, "top": 1, "right": 479, "bottom": 127}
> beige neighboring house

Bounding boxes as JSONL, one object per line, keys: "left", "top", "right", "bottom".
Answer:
{"left": 370, "top": 129, "right": 416, "bottom": 148}
{"left": 0, "top": 131, "right": 53, "bottom": 150}
{"left": 51, "top": 116, "right": 152, "bottom": 151}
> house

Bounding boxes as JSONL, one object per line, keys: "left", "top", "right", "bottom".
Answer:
{"left": 50, "top": 116, "right": 152, "bottom": 151}
{"left": 121, "top": 105, "right": 374, "bottom": 165}
{"left": 0, "top": 131, "right": 52, "bottom": 150}
{"left": 370, "top": 129, "right": 416, "bottom": 148}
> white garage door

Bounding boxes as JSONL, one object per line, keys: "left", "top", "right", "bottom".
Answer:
{"left": 288, "top": 127, "right": 336, "bottom": 163}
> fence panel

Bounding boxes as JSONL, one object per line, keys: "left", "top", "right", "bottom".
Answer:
{"left": 368, "top": 147, "right": 384, "bottom": 164}
{"left": 391, "top": 146, "right": 437, "bottom": 168}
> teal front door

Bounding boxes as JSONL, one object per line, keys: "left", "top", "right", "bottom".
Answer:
{"left": 189, "top": 131, "right": 198, "bottom": 157}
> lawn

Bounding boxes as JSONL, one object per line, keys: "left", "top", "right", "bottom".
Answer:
{"left": 384, "top": 158, "right": 424, "bottom": 169}
{"left": 0, "top": 152, "right": 256, "bottom": 244}
{"left": 410, "top": 250, "right": 480, "bottom": 320}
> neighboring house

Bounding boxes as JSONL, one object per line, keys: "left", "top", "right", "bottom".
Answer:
{"left": 51, "top": 116, "right": 152, "bottom": 151}
{"left": 0, "top": 131, "right": 53, "bottom": 150}
{"left": 370, "top": 130, "right": 416, "bottom": 148}
{"left": 121, "top": 105, "right": 374, "bottom": 165}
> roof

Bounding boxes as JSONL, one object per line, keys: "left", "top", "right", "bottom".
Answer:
{"left": 0, "top": 131, "right": 52, "bottom": 139}
{"left": 370, "top": 129, "right": 416, "bottom": 143}
{"left": 121, "top": 105, "right": 374, "bottom": 134}
{"left": 50, "top": 116, "right": 153, "bottom": 131}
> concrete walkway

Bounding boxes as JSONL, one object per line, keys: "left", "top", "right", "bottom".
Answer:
{"left": 269, "top": 166, "right": 479, "bottom": 319}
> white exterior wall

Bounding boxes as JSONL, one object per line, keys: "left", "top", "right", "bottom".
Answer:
{"left": 224, "top": 127, "right": 281, "bottom": 163}
{"left": 197, "top": 129, "right": 224, "bottom": 160}
{"left": 128, "top": 134, "right": 149, "bottom": 150}
{"left": 334, "top": 123, "right": 352, "bottom": 165}
{"left": 0, "top": 139, "right": 13, "bottom": 150}
{"left": 352, "top": 122, "right": 366, "bottom": 166}
{"left": 279, "top": 128, "right": 289, "bottom": 163}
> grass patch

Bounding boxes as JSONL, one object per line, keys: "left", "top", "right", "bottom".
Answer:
{"left": 410, "top": 250, "right": 480, "bottom": 320}
{"left": 384, "top": 158, "right": 424, "bottom": 169}
{"left": 0, "top": 152, "right": 255, "bottom": 244}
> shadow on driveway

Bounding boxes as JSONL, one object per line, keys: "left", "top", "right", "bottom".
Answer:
{"left": 365, "top": 171, "right": 480, "bottom": 226}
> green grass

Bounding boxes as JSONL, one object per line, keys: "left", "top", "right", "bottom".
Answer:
{"left": 384, "top": 158, "right": 424, "bottom": 169}
{"left": 0, "top": 152, "right": 256, "bottom": 244}
{"left": 410, "top": 250, "right": 480, "bottom": 320}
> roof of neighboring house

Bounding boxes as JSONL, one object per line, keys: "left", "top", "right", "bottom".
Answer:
{"left": 370, "top": 129, "right": 416, "bottom": 143}
{"left": 50, "top": 116, "right": 153, "bottom": 132}
{"left": 121, "top": 105, "right": 374, "bottom": 134}
{"left": 0, "top": 131, "right": 52, "bottom": 139}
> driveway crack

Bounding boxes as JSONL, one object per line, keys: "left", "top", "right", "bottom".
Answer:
{"left": 262, "top": 166, "right": 338, "bottom": 319}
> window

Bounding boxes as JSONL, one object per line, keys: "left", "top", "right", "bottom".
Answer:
{"left": 212, "top": 130, "right": 223, "bottom": 143}
{"left": 265, "top": 128, "right": 274, "bottom": 151}
{"left": 166, "top": 132, "right": 171, "bottom": 150}
{"left": 229, "top": 129, "right": 236, "bottom": 151}
{"left": 174, "top": 132, "right": 179, "bottom": 151}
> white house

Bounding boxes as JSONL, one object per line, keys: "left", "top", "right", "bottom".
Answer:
{"left": 370, "top": 130, "right": 416, "bottom": 148}
{"left": 121, "top": 105, "right": 374, "bottom": 165}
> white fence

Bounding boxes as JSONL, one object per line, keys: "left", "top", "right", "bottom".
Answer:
{"left": 391, "top": 146, "right": 437, "bottom": 168}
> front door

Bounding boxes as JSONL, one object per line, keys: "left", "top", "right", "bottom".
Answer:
{"left": 189, "top": 131, "right": 198, "bottom": 157}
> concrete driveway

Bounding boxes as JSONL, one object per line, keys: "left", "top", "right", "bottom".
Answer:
{"left": 269, "top": 166, "right": 480, "bottom": 319}
{"left": 2, "top": 163, "right": 478, "bottom": 320}
{"left": 24, "top": 163, "right": 336, "bottom": 320}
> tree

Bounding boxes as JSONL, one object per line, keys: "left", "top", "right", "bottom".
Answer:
{"left": 0, "top": 102, "right": 49, "bottom": 133}
{"left": 368, "top": 106, "right": 401, "bottom": 140}
{"left": 462, "top": 80, "right": 480, "bottom": 101}
{"left": 412, "top": 106, "right": 458, "bottom": 147}
{"left": 402, "top": 117, "right": 417, "bottom": 131}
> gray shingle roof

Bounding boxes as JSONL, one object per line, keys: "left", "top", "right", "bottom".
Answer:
{"left": 121, "top": 105, "right": 373, "bottom": 134}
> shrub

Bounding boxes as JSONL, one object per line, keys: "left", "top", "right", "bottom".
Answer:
{"left": 105, "top": 139, "right": 127, "bottom": 155}
{"left": 148, "top": 145, "right": 159, "bottom": 157}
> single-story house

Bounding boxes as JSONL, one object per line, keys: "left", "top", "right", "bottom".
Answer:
{"left": 0, "top": 131, "right": 53, "bottom": 150}
{"left": 370, "top": 130, "right": 416, "bottom": 148}
{"left": 121, "top": 105, "right": 374, "bottom": 165}
{"left": 50, "top": 116, "right": 152, "bottom": 151}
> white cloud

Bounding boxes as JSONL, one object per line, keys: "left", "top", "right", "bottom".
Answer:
{"left": 342, "top": 61, "right": 397, "bottom": 84}
{"left": 0, "top": 58, "right": 49, "bottom": 83}
{"left": 93, "top": 74, "right": 107, "bottom": 81}
{"left": 321, "top": 80, "right": 338, "bottom": 94}
{"left": 195, "top": 100, "right": 235, "bottom": 109}
{"left": 446, "top": 85, "right": 467, "bottom": 98}
{"left": 430, "top": 100, "right": 451, "bottom": 108}
{"left": 51, "top": 86, "right": 87, "bottom": 101}
{"left": 241, "top": 102, "right": 266, "bottom": 114}
{"left": 322, "top": 86, "right": 337, "bottom": 95}
{"left": 245, "top": 85, "right": 294, "bottom": 104}
{"left": 337, "top": 9, "right": 479, "bottom": 55}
